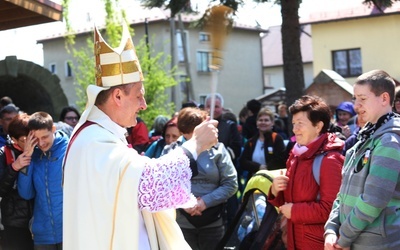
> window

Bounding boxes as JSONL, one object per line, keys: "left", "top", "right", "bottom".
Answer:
{"left": 49, "top": 63, "right": 56, "bottom": 74}
{"left": 199, "top": 32, "right": 211, "bottom": 42}
{"left": 196, "top": 51, "right": 211, "bottom": 72}
{"left": 199, "top": 95, "right": 207, "bottom": 106}
{"left": 65, "top": 61, "right": 73, "bottom": 77}
{"left": 332, "top": 49, "right": 362, "bottom": 77}
{"left": 176, "top": 30, "right": 190, "bottom": 63}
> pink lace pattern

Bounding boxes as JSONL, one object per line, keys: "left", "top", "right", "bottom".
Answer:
{"left": 138, "top": 150, "right": 194, "bottom": 212}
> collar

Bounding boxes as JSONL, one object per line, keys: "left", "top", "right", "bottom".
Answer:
{"left": 86, "top": 105, "right": 129, "bottom": 144}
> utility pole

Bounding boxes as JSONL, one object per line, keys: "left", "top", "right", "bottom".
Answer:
{"left": 170, "top": 17, "right": 181, "bottom": 109}
{"left": 177, "top": 13, "right": 194, "bottom": 102}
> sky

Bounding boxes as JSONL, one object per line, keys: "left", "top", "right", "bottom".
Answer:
{"left": 0, "top": 0, "right": 363, "bottom": 66}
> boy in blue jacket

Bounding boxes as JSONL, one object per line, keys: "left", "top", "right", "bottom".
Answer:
{"left": 18, "top": 111, "right": 68, "bottom": 249}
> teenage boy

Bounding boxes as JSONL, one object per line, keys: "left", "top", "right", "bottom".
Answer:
{"left": 18, "top": 112, "right": 68, "bottom": 249}
{"left": 324, "top": 70, "right": 400, "bottom": 250}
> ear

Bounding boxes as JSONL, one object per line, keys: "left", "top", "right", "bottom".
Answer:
{"left": 111, "top": 88, "right": 123, "bottom": 107}
{"left": 316, "top": 121, "right": 324, "bottom": 134}
{"left": 10, "top": 136, "right": 17, "bottom": 144}
{"left": 382, "top": 92, "right": 391, "bottom": 106}
{"left": 52, "top": 125, "right": 56, "bottom": 133}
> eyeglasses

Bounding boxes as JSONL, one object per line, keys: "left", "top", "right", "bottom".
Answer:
{"left": 65, "top": 116, "right": 78, "bottom": 121}
{"left": 395, "top": 99, "right": 400, "bottom": 103}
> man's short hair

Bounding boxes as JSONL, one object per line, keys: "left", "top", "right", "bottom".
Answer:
{"left": 95, "top": 83, "right": 135, "bottom": 106}
{"left": 28, "top": 112, "right": 54, "bottom": 131}
{"left": 356, "top": 69, "right": 396, "bottom": 105}
{"left": 0, "top": 104, "right": 19, "bottom": 119}
{"left": 246, "top": 99, "right": 262, "bottom": 114}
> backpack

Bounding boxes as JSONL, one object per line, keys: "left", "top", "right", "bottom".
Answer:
{"left": 216, "top": 169, "right": 286, "bottom": 250}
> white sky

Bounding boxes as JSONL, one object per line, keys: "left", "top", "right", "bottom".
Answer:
{"left": 0, "top": 0, "right": 363, "bottom": 66}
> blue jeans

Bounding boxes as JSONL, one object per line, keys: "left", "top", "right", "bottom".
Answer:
{"left": 181, "top": 225, "right": 225, "bottom": 250}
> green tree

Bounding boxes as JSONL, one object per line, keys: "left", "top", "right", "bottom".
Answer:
{"left": 62, "top": 0, "right": 177, "bottom": 128}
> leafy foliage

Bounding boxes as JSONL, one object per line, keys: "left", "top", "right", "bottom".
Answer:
{"left": 136, "top": 37, "right": 177, "bottom": 127}
{"left": 69, "top": 36, "right": 95, "bottom": 110}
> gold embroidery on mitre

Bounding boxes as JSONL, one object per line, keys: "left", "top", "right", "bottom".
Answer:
{"left": 93, "top": 24, "right": 143, "bottom": 87}
{"left": 95, "top": 65, "right": 102, "bottom": 80}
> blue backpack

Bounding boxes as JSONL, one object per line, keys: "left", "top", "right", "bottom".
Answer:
{"left": 313, "top": 152, "right": 328, "bottom": 200}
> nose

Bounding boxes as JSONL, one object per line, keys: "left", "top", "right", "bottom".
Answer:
{"left": 140, "top": 98, "right": 147, "bottom": 111}
{"left": 353, "top": 99, "right": 361, "bottom": 109}
{"left": 292, "top": 124, "right": 299, "bottom": 132}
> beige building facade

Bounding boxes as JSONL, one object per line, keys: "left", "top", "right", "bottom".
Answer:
{"left": 306, "top": 2, "right": 400, "bottom": 85}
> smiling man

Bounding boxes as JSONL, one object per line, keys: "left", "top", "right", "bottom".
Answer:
{"left": 62, "top": 24, "right": 219, "bottom": 250}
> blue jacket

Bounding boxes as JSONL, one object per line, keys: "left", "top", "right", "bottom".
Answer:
{"left": 144, "top": 138, "right": 166, "bottom": 158}
{"left": 18, "top": 131, "right": 68, "bottom": 245}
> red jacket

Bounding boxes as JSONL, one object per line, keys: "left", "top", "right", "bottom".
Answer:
{"left": 126, "top": 118, "right": 149, "bottom": 153}
{"left": 268, "top": 133, "right": 344, "bottom": 250}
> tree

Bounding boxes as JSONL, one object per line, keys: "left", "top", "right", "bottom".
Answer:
{"left": 62, "top": 0, "right": 177, "bottom": 127}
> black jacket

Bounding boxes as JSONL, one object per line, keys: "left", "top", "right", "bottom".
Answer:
{"left": 239, "top": 131, "right": 287, "bottom": 180}
{"left": 216, "top": 118, "right": 243, "bottom": 162}
{"left": 242, "top": 115, "right": 258, "bottom": 140}
{"left": 0, "top": 143, "right": 33, "bottom": 228}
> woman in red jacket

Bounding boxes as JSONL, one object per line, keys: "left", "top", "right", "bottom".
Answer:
{"left": 268, "top": 95, "right": 344, "bottom": 249}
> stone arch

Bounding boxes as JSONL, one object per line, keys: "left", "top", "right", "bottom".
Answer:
{"left": 0, "top": 56, "right": 68, "bottom": 120}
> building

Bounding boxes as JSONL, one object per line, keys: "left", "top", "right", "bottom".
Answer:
{"left": 261, "top": 24, "right": 314, "bottom": 91}
{"left": 258, "top": 24, "right": 313, "bottom": 107}
{"left": 258, "top": 2, "right": 400, "bottom": 110}
{"left": 304, "top": 2, "right": 400, "bottom": 84}
{"left": 0, "top": 0, "right": 67, "bottom": 118}
{"left": 0, "top": 0, "right": 62, "bottom": 31}
{"left": 38, "top": 7, "right": 266, "bottom": 116}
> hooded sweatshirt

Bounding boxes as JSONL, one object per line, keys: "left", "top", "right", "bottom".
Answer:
{"left": 325, "top": 115, "right": 400, "bottom": 250}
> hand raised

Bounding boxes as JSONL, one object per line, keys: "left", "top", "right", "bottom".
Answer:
{"left": 191, "top": 119, "right": 219, "bottom": 155}
{"left": 24, "top": 131, "right": 37, "bottom": 156}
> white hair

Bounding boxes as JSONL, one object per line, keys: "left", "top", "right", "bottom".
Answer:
{"left": 205, "top": 93, "right": 224, "bottom": 107}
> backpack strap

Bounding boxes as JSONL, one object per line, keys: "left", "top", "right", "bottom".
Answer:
{"left": 312, "top": 152, "right": 327, "bottom": 201}
{"left": 272, "top": 132, "right": 277, "bottom": 143}
{"left": 3, "top": 146, "right": 15, "bottom": 165}
{"left": 312, "top": 153, "right": 325, "bottom": 186}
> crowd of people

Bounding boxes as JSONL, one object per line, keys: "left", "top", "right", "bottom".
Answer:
{"left": 0, "top": 23, "right": 399, "bottom": 250}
